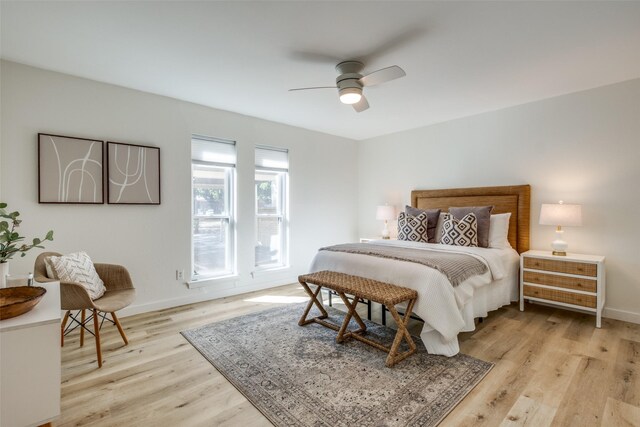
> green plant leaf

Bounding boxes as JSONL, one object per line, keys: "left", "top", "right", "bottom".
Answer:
{"left": 0, "top": 203, "right": 54, "bottom": 259}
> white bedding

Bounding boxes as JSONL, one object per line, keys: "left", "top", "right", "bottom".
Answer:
{"left": 309, "top": 239, "right": 520, "bottom": 356}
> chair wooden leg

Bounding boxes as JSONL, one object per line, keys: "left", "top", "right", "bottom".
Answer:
{"left": 61, "top": 311, "right": 70, "bottom": 347}
{"left": 111, "top": 312, "right": 129, "bottom": 345}
{"left": 80, "top": 309, "right": 86, "bottom": 347}
{"left": 93, "top": 309, "right": 102, "bottom": 368}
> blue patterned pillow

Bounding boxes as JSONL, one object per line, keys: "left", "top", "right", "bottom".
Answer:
{"left": 397, "top": 212, "right": 429, "bottom": 243}
{"left": 440, "top": 213, "right": 478, "bottom": 247}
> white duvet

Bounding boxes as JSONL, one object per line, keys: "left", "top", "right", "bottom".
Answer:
{"left": 309, "top": 239, "right": 520, "bottom": 356}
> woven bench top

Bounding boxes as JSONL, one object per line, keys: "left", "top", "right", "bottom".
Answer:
{"left": 298, "top": 271, "right": 417, "bottom": 306}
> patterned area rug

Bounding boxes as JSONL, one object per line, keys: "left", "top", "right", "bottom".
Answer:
{"left": 181, "top": 303, "right": 492, "bottom": 427}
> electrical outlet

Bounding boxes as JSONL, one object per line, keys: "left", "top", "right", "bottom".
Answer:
{"left": 176, "top": 270, "right": 184, "bottom": 280}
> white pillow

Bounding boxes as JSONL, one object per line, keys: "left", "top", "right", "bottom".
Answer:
{"left": 47, "top": 252, "right": 106, "bottom": 300}
{"left": 488, "top": 213, "right": 512, "bottom": 249}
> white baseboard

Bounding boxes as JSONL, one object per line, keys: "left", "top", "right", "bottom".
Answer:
{"left": 603, "top": 307, "right": 640, "bottom": 324}
{"left": 117, "top": 275, "right": 299, "bottom": 318}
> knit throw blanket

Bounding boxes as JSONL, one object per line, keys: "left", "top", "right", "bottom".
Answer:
{"left": 319, "top": 243, "right": 488, "bottom": 287}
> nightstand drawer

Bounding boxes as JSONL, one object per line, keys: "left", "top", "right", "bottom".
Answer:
{"left": 523, "top": 257, "right": 597, "bottom": 277}
{"left": 523, "top": 270, "right": 597, "bottom": 292}
{"left": 523, "top": 285, "right": 596, "bottom": 308}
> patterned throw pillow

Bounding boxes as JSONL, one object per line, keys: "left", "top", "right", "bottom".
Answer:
{"left": 449, "top": 206, "right": 493, "bottom": 248}
{"left": 397, "top": 212, "right": 429, "bottom": 243}
{"left": 440, "top": 213, "right": 478, "bottom": 247}
{"left": 405, "top": 206, "right": 441, "bottom": 243}
{"left": 47, "top": 251, "right": 106, "bottom": 300}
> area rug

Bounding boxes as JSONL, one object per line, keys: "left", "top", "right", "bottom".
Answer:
{"left": 181, "top": 303, "right": 492, "bottom": 427}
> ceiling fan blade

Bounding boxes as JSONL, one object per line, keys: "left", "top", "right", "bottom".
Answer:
{"left": 290, "top": 51, "right": 343, "bottom": 64}
{"left": 352, "top": 95, "right": 369, "bottom": 113}
{"left": 359, "top": 66, "right": 406, "bottom": 87}
{"left": 356, "top": 27, "right": 426, "bottom": 64}
{"left": 288, "top": 86, "right": 337, "bottom": 92}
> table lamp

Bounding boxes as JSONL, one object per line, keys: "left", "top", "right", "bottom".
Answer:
{"left": 376, "top": 205, "right": 396, "bottom": 239}
{"left": 539, "top": 201, "right": 582, "bottom": 256}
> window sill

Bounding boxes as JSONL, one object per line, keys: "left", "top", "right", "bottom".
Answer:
{"left": 251, "top": 265, "right": 290, "bottom": 278}
{"left": 188, "top": 274, "right": 239, "bottom": 289}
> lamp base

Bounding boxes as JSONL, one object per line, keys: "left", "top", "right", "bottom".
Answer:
{"left": 550, "top": 228, "right": 568, "bottom": 256}
{"left": 381, "top": 220, "right": 390, "bottom": 239}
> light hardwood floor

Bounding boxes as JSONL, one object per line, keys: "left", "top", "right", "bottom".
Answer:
{"left": 57, "top": 284, "right": 640, "bottom": 427}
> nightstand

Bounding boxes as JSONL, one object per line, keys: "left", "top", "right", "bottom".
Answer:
{"left": 360, "top": 237, "right": 396, "bottom": 243}
{"left": 520, "top": 250, "right": 605, "bottom": 327}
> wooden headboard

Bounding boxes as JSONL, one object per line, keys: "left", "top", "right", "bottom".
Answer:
{"left": 411, "top": 185, "right": 531, "bottom": 253}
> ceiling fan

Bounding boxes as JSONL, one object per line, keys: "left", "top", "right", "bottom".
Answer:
{"left": 289, "top": 61, "right": 406, "bottom": 112}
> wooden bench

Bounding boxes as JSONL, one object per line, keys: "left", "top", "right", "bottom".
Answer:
{"left": 298, "top": 270, "right": 418, "bottom": 367}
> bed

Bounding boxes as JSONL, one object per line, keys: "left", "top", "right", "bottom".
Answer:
{"left": 309, "top": 185, "right": 531, "bottom": 357}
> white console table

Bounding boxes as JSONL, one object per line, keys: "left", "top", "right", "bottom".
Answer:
{"left": 0, "top": 281, "right": 61, "bottom": 427}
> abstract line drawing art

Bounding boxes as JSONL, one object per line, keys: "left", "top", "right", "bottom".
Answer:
{"left": 107, "top": 141, "right": 161, "bottom": 205}
{"left": 38, "top": 133, "right": 104, "bottom": 204}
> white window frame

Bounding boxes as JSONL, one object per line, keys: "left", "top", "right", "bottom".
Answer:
{"left": 255, "top": 148, "right": 289, "bottom": 270}
{"left": 191, "top": 136, "right": 237, "bottom": 281}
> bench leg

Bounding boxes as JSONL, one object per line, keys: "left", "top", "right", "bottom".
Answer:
{"left": 385, "top": 298, "right": 417, "bottom": 368}
{"left": 335, "top": 292, "right": 367, "bottom": 343}
{"left": 298, "top": 280, "right": 328, "bottom": 326}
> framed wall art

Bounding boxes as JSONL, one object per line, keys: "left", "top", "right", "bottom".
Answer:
{"left": 38, "top": 133, "right": 104, "bottom": 204}
{"left": 107, "top": 141, "right": 161, "bottom": 205}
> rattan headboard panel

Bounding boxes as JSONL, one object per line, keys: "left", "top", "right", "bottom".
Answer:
{"left": 411, "top": 185, "right": 531, "bottom": 253}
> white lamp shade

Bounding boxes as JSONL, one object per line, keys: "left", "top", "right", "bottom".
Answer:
{"left": 376, "top": 205, "right": 396, "bottom": 221}
{"left": 539, "top": 203, "right": 582, "bottom": 227}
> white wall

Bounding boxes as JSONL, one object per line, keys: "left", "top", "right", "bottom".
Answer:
{"left": 0, "top": 60, "right": 358, "bottom": 315}
{"left": 3, "top": 60, "right": 639, "bottom": 324}
{"left": 358, "top": 78, "right": 640, "bottom": 323}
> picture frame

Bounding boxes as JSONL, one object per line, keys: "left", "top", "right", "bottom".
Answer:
{"left": 38, "top": 133, "right": 104, "bottom": 204}
{"left": 106, "top": 141, "right": 161, "bottom": 205}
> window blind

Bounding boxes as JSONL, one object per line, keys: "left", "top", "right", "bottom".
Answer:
{"left": 192, "top": 135, "right": 236, "bottom": 166}
{"left": 255, "top": 145, "right": 288, "bottom": 171}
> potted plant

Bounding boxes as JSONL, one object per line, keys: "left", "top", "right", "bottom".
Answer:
{"left": 0, "top": 203, "right": 54, "bottom": 287}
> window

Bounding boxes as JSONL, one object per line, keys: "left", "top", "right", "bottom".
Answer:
{"left": 255, "top": 146, "right": 288, "bottom": 268}
{"left": 191, "top": 135, "right": 236, "bottom": 280}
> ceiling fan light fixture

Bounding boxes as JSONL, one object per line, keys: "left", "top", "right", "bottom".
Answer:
{"left": 339, "top": 87, "right": 362, "bottom": 105}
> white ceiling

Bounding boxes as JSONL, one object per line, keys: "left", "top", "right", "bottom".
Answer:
{"left": 2, "top": 1, "right": 640, "bottom": 140}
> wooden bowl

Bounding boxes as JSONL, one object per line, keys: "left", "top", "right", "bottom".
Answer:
{"left": 0, "top": 286, "right": 47, "bottom": 321}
